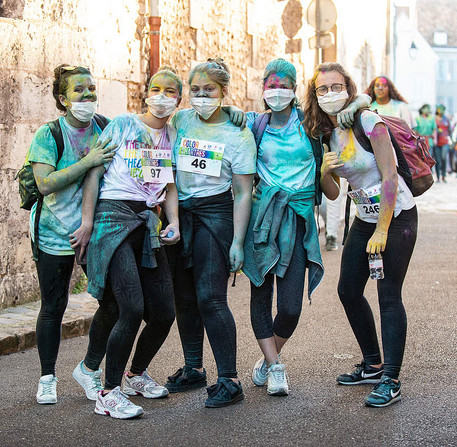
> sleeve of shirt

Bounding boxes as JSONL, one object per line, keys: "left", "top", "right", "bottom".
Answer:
{"left": 360, "top": 110, "right": 384, "bottom": 139}
{"left": 231, "top": 128, "right": 257, "bottom": 175}
{"left": 246, "top": 111, "right": 258, "bottom": 131}
{"left": 27, "top": 124, "right": 59, "bottom": 168}
{"left": 98, "top": 115, "right": 127, "bottom": 171}
{"left": 399, "top": 102, "right": 413, "bottom": 128}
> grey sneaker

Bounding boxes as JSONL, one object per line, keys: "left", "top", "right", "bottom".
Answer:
{"left": 123, "top": 371, "right": 169, "bottom": 398}
{"left": 72, "top": 361, "right": 103, "bottom": 401}
{"left": 267, "top": 364, "right": 289, "bottom": 396}
{"left": 252, "top": 358, "right": 269, "bottom": 386}
{"left": 36, "top": 374, "right": 58, "bottom": 404}
{"left": 325, "top": 235, "right": 338, "bottom": 251}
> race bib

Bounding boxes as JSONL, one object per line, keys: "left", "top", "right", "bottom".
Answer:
{"left": 177, "top": 137, "right": 225, "bottom": 177}
{"left": 141, "top": 148, "right": 174, "bottom": 183}
{"left": 348, "top": 184, "right": 382, "bottom": 219}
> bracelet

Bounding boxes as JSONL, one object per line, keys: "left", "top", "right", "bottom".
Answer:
{"left": 375, "top": 229, "right": 387, "bottom": 235}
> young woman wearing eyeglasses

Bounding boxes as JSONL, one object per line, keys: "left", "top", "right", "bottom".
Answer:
{"left": 305, "top": 62, "right": 417, "bottom": 408}
{"left": 27, "top": 64, "right": 115, "bottom": 405}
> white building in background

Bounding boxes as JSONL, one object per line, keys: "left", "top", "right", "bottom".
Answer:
{"left": 417, "top": 0, "right": 457, "bottom": 118}
{"left": 391, "top": 0, "right": 438, "bottom": 119}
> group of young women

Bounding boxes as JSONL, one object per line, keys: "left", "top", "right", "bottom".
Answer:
{"left": 28, "top": 58, "right": 417, "bottom": 419}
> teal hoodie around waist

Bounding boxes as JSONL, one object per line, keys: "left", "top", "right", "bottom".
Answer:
{"left": 243, "top": 182, "right": 324, "bottom": 300}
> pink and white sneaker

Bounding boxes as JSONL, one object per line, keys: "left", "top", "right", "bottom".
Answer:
{"left": 94, "top": 387, "right": 144, "bottom": 419}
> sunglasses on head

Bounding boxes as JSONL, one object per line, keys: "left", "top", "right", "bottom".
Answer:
{"left": 59, "top": 65, "right": 91, "bottom": 76}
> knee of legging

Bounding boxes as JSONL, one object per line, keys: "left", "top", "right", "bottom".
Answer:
{"left": 197, "top": 293, "right": 227, "bottom": 316}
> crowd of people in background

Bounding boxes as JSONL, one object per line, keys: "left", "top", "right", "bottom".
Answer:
{"left": 24, "top": 57, "right": 453, "bottom": 420}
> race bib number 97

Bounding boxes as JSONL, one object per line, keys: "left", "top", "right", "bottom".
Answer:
{"left": 348, "top": 184, "right": 382, "bottom": 219}
{"left": 177, "top": 137, "right": 225, "bottom": 177}
{"left": 141, "top": 149, "right": 174, "bottom": 183}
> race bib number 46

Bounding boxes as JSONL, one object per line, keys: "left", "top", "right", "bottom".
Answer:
{"left": 141, "top": 149, "right": 173, "bottom": 183}
{"left": 177, "top": 137, "right": 225, "bottom": 177}
{"left": 348, "top": 184, "right": 382, "bottom": 219}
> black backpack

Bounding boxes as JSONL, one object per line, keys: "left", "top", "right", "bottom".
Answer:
{"left": 16, "top": 114, "right": 109, "bottom": 260}
{"left": 250, "top": 108, "right": 323, "bottom": 206}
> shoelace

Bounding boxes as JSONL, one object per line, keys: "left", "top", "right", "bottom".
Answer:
{"left": 141, "top": 373, "right": 159, "bottom": 388}
{"left": 41, "top": 381, "right": 55, "bottom": 395}
{"left": 371, "top": 377, "right": 394, "bottom": 395}
{"left": 111, "top": 389, "right": 135, "bottom": 406}
{"left": 91, "top": 375, "right": 102, "bottom": 390}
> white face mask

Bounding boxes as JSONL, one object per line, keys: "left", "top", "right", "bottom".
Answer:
{"left": 263, "top": 89, "right": 295, "bottom": 112}
{"left": 317, "top": 90, "right": 349, "bottom": 115}
{"left": 68, "top": 100, "right": 97, "bottom": 122}
{"left": 145, "top": 94, "right": 178, "bottom": 119}
{"left": 190, "top": 97, "right": 221, "bottom": 120}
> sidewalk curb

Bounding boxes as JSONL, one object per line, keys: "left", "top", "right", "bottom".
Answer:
{"left": 0, "top": 316, "right": 93, "bottom": 356}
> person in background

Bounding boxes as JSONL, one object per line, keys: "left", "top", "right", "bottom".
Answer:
{"left": 413, "top": 104, "right": 436, "bottom": 152}
{"left": 28, "top": 64, "right": 115, "bottom": 405}
{"left": 365, "top": 76, "right": 413, "bottom": 128}
{"left": 434, "top": 104, "right": 451, "bottom": 183}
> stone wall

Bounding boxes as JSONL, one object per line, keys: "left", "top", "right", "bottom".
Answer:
{"left": 0, "top": 0, "right": 149, "bottom": 308}
{"left": 0, "top": 0, "right": 388, "bottom": 308}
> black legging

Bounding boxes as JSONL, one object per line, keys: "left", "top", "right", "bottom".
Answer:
{"left": 337, "top": 206, "right": 417, "bottom": 379}
{"left": 172, "top": 216, "right": 238, "bottom": 379}
{"left": 34, "top": 247, "right": 117, "bottom": 376}
{"left": 103, "top": 225, "right": 175, "bottom": 390}
{"left": 250, "top": 216, "right": 308, "bottom": 340}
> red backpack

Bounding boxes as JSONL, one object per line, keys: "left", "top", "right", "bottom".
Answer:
{"left": 353, "top": 110, "right": 436, "bottom": 197}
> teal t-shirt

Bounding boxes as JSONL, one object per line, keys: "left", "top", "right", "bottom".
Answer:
{"left": 171, "top": 109, "right": 257, "bottom": 201}
{"left": 246, "top": 108, "right": 316, "bottom": 193}
{"left": 28, "top": 116, "right": 104, "bottom": 255}
{"left": 414, "top": 115, "right": 436, "bottom": 147}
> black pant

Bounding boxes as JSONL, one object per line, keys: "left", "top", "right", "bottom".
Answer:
{"left": 337, "top": 206, "right": 417, "bottom": 379}
{"left": 171, "top": 216, "right": 238, "bottom": 379}
{"left": 34, "top": 247, "right": 75, "bottom": 376}
{"left": 33, "top": 244, "right": 117, "bottom": 376}
{"left": 250, "top": 216, "right": 308, "bottom": 340}
{"left": 103, "top": 225, "right": 175, "bottom": 389}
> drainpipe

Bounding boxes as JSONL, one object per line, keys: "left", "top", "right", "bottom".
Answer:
{"left": 149, "top": 0, "right": 161, "bottom": 76}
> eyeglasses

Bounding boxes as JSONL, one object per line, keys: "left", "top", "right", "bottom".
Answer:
{"left": 59, "top": 65, "right": 90, "bottom": 76}
{"left": 315, "top": 83, "right": 346, "bottom": 96}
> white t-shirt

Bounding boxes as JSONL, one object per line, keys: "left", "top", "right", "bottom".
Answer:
{"left": 171, "top": 109, "right": 257, "bottom": 201}
{"left": 330, "top": 110, "right": 415, "bottom": 223}
{"left": 99, "top": 114, "right": 176, "bottom": 207}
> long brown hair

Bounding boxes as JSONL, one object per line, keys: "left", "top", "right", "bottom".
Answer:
{"left": 365, "top": 76, "right": 408, "bottom": 104}
{"left": 303, "top": 62, "right": 357, "bottom": 139}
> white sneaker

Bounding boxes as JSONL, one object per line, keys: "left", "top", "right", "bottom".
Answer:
{"left": 36, "top": 374, "right": 58, "bottom": 404}
{"left": 72, "top": 361, "right": 103, "bottom": 401}
{"left": 123, "top": 371, "right": 169, "bottom": 398}
{"left": 267, "top": 364, "right": 289, "bottom": 396}
{"left": 252, "top": 358, "right": 269, "bottom": 386}
{"left": 94, "top": 387, "right": 144, "bottom": 419}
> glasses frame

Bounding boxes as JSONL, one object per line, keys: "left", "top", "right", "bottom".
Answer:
{"left": 315, "top": 83, "right": 346, "bottom": 96}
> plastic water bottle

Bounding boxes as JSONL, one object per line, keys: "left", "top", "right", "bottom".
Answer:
{"left": 368, "top": 253, "right": 384, "bottom": 280}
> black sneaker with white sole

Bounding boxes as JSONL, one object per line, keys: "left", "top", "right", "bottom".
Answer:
{"left": 337, "top": 361, "right": 383, "bottom": 385}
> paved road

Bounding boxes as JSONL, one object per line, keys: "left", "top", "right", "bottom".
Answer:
{"left": 1, "top": 178, "right": 456, "bottom": 447}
